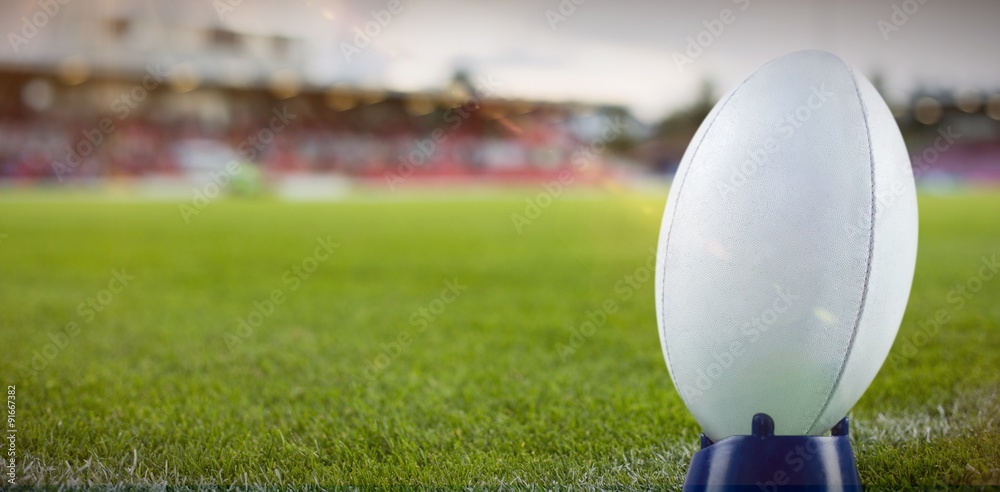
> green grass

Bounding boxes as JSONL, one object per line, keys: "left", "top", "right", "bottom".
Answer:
{"left": 0, "top": 190, "right": 998, "bottom": 488}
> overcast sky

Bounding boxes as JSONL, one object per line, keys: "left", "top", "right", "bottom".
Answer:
{"left": 3, "top": 0, "right": 999, "bottom": 122}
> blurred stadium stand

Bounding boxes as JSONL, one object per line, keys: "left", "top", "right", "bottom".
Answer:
{"left": 0, "top": 11, "right": 646, "bottom": 189}
{"left": 0, "top": 64, "right": 649, "bottom": 186}
{"left": 1, "top": 6, "right": 998, "bottom": 189}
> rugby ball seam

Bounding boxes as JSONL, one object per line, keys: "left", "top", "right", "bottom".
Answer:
{"left": 658, "top": 72, "right": 759, "bottom": 402}
{"left": 805, "top": 63, "right": 879, "bottom": 434}
{"left": 656, "top": 50, "right": 915, "bottom": 439}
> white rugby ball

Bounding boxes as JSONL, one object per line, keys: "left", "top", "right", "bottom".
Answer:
{"left": 654, "top": 50, "right": 917, "bottom": 441}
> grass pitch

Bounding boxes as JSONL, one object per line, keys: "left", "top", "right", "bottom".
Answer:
{"left": 0, "top": 189, "right": 998, "bottom": 488}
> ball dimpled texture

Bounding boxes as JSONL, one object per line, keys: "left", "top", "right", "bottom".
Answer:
{"left": 654, "top": 50, "right": 918, "bottom": 441}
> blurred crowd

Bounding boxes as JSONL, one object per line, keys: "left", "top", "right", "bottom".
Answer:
{"left": 4, "top": 72, "right": 1000, "bottom": 186}
{"left": 0, "top": 95, "right": 603, "bottom": 182}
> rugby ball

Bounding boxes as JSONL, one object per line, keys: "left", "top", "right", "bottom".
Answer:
{"left": 654, "top": 50, "right": 917, "bottom": 441}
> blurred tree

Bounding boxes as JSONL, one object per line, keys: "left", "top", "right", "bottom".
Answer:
{"left": 870, "top": 71, "right": 887, "bottom": 99}
{"left": 639, "top": 79, "right": 718, "bottom": 173}
{"left": 603, "top": 106, "right": 637, "bottom": 153}
{"left": 655, "top": 78, "right": 716, "bottom": 139}
{"left": 448, "top": 68, "right": 475, "bottom": 97}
